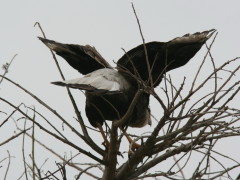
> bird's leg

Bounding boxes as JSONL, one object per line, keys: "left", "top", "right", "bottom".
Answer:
{"left": 120, "top": 127, "right": 141, "bottom": 151}
{"left": 97, "top": 123, "right": 110, "bottom": 150}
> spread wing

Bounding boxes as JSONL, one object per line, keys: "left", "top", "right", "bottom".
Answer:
{"left": 39, "top": 37, "right": 112, "bottom": 75}
{"left": 117, "top": 29, "right": 216, "bottom": 87}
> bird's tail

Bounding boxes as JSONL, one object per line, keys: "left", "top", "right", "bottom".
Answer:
{"left": 51, "top": 73, "right": 124, "bottom": 94}
{"left": 51, "top": 79, "right": 111, "bottom": 94}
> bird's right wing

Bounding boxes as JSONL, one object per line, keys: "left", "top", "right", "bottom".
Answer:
{"left": 117, "top": 29, "right": 216, "bottom": 87}
{"left": 39, "top": 37, "right": 112, "bottom": 75}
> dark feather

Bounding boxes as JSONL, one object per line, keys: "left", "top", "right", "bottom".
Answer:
{"left": 39, "top": 37, "right": 112, "bottom": 74}
{"left": 40, "top": 29, "right": 215, "bottom": 129}
{"left": 117, "top": 29, "right": 216, "bottom": 87}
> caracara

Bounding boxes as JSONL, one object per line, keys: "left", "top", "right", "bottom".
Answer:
{"left": 39, "top": 29, "right": 215, "bottom": 149}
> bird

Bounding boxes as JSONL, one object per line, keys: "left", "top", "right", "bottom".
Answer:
{"left": 39, "top": 29, "right": 215, "bottom": 150}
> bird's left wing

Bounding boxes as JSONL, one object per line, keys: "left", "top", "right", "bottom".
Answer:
{"left": 39, "top": 37, "right": 112, "bottom": 75}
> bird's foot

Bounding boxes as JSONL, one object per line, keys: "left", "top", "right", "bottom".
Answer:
{"left": 102, "top": 140, "right": 110, "bottom": 151}
{"left": 130, "top": 141, "right": 141, "bottom": 151}
{"left": 102, "top": 141, "right": 122, "bottom": 156}
{"left": 128, "top": 142, "right": 141, "bottom": 157}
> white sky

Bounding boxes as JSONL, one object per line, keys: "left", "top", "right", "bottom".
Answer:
{"left": 1, "top": 1, "right": 240, "bottom": 179}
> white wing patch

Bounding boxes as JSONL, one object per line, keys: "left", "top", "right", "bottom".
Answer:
{"left": 56, "top": 69, "right": 129, "bottom": 92}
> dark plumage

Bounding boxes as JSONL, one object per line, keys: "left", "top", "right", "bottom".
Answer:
{"left": 117, "top": 29, "right": 216, "bottom": 87}
{"left": 39, "top": 29, "right": 215, "bottom": 130}
{"left": 39, "top": 38, "right": 111, "bottom": 74}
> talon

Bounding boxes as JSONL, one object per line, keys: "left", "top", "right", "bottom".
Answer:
{"left": 128, "top": 141, "right": 141, "bottom": 157}
{"left": 102, "top": 140, "right": 110, "bottom": 150}
{"left": 120, "top": 127, "right": 141, "bottom": 154}
{"left": 131, "top": 142, "right": 141, "bottom": 151}
{"left": 97, "top": 123, "right": 110, "bottom": 151}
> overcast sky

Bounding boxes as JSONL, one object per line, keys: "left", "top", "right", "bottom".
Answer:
{"left": 1, "top": 1, "right": 240, "bottom": 179}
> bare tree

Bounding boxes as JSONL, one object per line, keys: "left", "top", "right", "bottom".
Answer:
{"left": 1, "top": 5, "right": 240, "bottom": 180}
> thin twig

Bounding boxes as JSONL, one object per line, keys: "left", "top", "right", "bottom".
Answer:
{"left": 22, "top": 130, "right": 99, "bottom": 179}
{"left": 0, "top": 97, "right": 105, "bottom": 164}
{"left": 22, "top": 117, "right": 29, "bottom": 180}
{"left": 0, "top": 128, "right": 31, "bottom": 146}
{"left": 32, "top": 106, "right": 36, "bottom": 180}
{"left": 4, "top": 151, "right": 11, "bottom": 180}
{"left": 0, "top": 54, "right": 17, "bottom": 86}
{"left": 131, "top": 3, "right": 153, "bottom": 87}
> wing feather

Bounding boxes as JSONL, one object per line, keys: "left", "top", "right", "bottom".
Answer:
{"left": 39, "top": 37, "right": 112, "bottom": 75}
{"left": 117, "top": 29, "right": 216, "bottom": 87}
